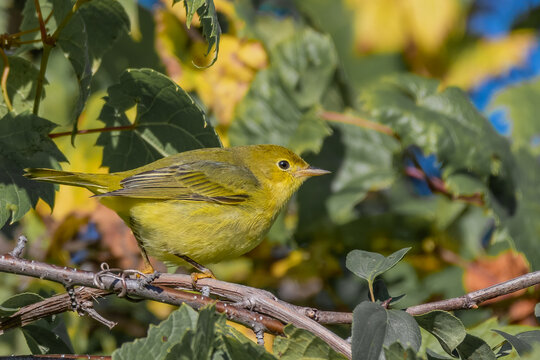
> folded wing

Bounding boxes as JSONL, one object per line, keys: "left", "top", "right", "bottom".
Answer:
{"left": 95, "top": 161, "right": 260, "bottom": 205}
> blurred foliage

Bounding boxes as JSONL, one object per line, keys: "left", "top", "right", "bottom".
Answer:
{"left": 1, "top": 0, "right": 540, "bottom": 358}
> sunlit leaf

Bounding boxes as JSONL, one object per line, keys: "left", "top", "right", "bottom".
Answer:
{"left": 172, "top": 0, "right": 221, "bottom": 65}
{"left": 445, "top": 32, "right": 535, "bottom": 90}
{"left": 230, "top": 28, "right": 336, "bottom": 155}
{"left": 273, "top": 325, "right": 346, "bottom": 360}
{"left": 415, "top": 310, "right": 466, "bottom": 355}
{"left": 114, "top": 304, "right": 274, "bottom": 360}
{"left": 113, "top": 304, "right": 199, "bottom": 360}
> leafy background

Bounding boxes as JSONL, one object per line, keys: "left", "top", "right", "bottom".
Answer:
{"left": 2, "top": 0, "right": 540, "bottom": 358}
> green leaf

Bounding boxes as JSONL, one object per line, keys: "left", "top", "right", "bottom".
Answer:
{"left": 221, "top": 335, "right": 276, "bottom": 360}
{"left": 456, "top": 334, "right": 496, "bottom": 360}
{"left": 325, "top": 122, "right": 399, "bottom": 224}
{"left": 270, "top": 29, "right": 338, "bottom": 109}
{"left": 20, "top": 0, "right": 129, "bottom": 129}
{"left": 173, "top": 0, "right": 221, "bottom": 65}
{"left": 230, "top": 27, "right": 336, "bottom": 155}
{"left": 96, "top": 68, "right": 221, "bottom": 172}
{"left": 353, "top": 303, "right": 422, "bottom": 359}
{"left": 351, "top": 302, "right": 387, "bottom": 360}
{"left": 495, "top": 330, "right": 540, "bottom": 357}
{"left": 384, "top": 342, "right": 421, "bottom": 360}
{"left": 500, "top": 148, "right": 540, "bottom": 270}
{"left": 346, "top": 248, "right": 411, "bottom": 284}
{"left": 0, "top": 56, "right": 42, "bottom": 118}
{"left": 492, "top": 329, "right": 532, "bottom": 356}
{"left": 22, "top": 317, "right": 73, "bottom": 355}
{"left": 489, "top": 77, "right": 540, "bottom": 149}
{"left": 115, "top": 304, "right": 273, "bottom": 360}
{"left": 66, "top": 0, "right": 130, "bottom": 137}
{"left": 358, "top": 74, "right": 514, "bottom": 203}
{"left": 415, "top": 310, "right": 466, "bottom": 355}
{"left": 113, "top": 304, "right": 199, "bottom": 360}
{"left": 385, "top": 310, "right": 422, "bottom": 352}
{"left": 535, "top": 303, "right": 540, "bottom": 324}
{"left": 0, "top": 293, "right": 44, "bottom": 317}
{"left": 273, "top": 325, "right": 347, "bottom": 360}
{"left": 0, "top": 112, "right": 65, "bottom": 228}
{"left": 426, "top": 349, "right": 453, "bottom": 360}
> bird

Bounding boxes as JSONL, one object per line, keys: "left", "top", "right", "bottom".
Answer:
{"left": 25, "top": 144, "right": 329, "bottom": 280}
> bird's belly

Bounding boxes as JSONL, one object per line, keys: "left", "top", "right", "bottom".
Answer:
{"left": 128, "top": 200, "right": 271, "bottom": 265}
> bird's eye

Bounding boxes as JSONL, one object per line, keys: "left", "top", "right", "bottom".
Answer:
{"left": 277, "top": 160, "right": 290, "bottom": 170}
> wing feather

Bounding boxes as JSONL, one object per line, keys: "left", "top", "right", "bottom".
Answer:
{"left": 95, "top": 161, "right": 259, "bottom": 204}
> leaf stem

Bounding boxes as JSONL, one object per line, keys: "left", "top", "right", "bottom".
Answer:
{"left": 32, "top": 43, "right": 51, "bottom": 115}
{"left": 368, "top": 281, "right": 375, "bottom": 302}
{"left": 320, "top": 110, "right": 399, "bottom": 139}
{"left": 33, "top": 0, "right": 48, "bottom": 42}
{"left": 32, "top": 0, "right": 90, "bottom": 115}
{"left": 0, "top": 47, "right": 12, "bottom": 112}
{"left": 48, "top": 124, "right": 136, "bottom": 139}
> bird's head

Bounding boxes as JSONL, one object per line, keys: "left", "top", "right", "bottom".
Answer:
{"left": 233, "top": 145, "right": 330, "bottom": 202}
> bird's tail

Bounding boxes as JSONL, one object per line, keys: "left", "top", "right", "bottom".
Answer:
{"left": 24, "top": 168, "right": 112, "bottom": 194}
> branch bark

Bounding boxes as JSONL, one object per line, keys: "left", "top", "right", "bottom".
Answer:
{"left": 3, "top": 238, "right": 540, "bottom": 359}
{"left": 0, "top": 248, "right": 351, "bottom": 358}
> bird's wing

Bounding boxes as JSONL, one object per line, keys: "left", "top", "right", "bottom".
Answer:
{"left": 95, "top": 161, "right": 260, "bottom": 204}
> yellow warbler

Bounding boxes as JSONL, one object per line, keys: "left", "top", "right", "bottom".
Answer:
{"left": 25, "top": 145, "right": 329, "bottom": 279}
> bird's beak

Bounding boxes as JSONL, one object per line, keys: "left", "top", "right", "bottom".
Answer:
{"left": 294, "top": 166, "right": 331, "bottom": 178}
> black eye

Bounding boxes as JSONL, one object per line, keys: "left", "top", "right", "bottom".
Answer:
{"left": 278, "top": 160, "right": 290, "bottom": 170}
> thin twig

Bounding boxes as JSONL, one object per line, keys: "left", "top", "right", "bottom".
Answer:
{"left": 33, "top": 0, "right": 48, "bottom": 42}
{"left": 32, "top": 0, "right": 52, "bottom": 115}
{"left": 48, "top": 124, "right": 136, "bottom": 139}
{"left": 33, "top": 0, "right": 89, "bottom": 115}
{"left": 407, "top": 271, "right": 540, "bottom": 315}
{"left": 320, "top": 111, "right": 398, "bottom": 139}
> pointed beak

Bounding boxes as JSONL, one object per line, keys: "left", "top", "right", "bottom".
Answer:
{"left": 294, "top": 166, "right": 331, "bottom": 178}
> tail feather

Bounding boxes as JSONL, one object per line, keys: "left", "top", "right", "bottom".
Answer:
{"left": 24, "top": 168, "right": 113, "bottom": 194}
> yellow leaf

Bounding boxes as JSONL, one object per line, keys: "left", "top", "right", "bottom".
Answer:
{"left": 348, "top": 0, "right": 407, "bottom": 53}
{"left": 146, "top": 301, "right": 177, "bottom": 320}
{"left": 405, "top": 0, "right": 461, "bottom": 55}
{"left": 228, "top": 321, "right": 275, "bottom": 352}
{"left": 154, "top": 4, "right": 268, "bottom": 136}
{"left": 346, "top": 0, "right": 461, "bottom": 54}
{"left": 271, "top": 250, "right": 307, "bottom": 278}
{"left": 444, "top": 31, "right": 536, "bottom": 90}
{"left": 44, "top": 93, "right": 109, "bottom": 220}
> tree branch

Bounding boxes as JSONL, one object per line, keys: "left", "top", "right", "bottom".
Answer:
{"left": 4, "top": 235, "right": 540, "bottom": 358}
{"left": 406, "top": 270, "right": 540, "bottom": 315}
{"left": 0, "top": 241, "right": 351, "bottom": 358}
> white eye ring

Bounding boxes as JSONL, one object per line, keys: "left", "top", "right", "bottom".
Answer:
{"left": 277, "top": 160, "right": 290, "bottom": 170}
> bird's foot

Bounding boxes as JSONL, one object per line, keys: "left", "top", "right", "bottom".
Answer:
{"left": 190, "top": 269, "right": 216, "bottom": 290}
